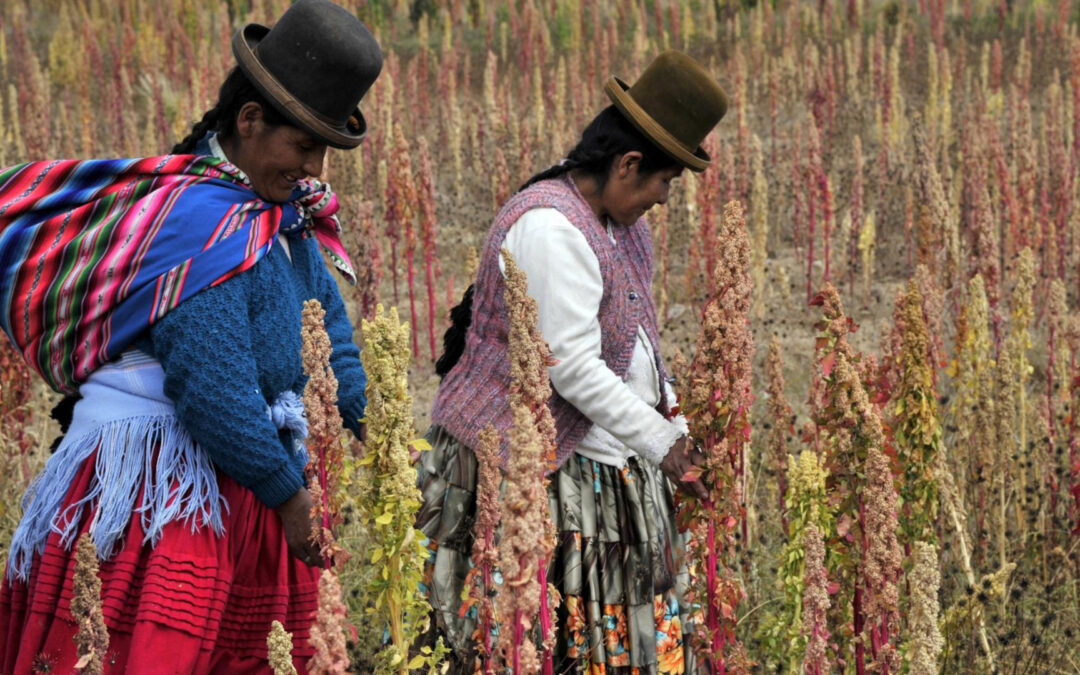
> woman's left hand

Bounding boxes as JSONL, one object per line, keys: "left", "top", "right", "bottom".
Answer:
{"left": 275, "top": 487, "right": 323, "bottom": 567}
{"left": 659, "top": 435, "right": 708, "bottom": 500}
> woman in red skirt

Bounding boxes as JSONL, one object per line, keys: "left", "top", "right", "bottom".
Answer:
{"left": 0, "top": 1, "right": 381, "bottom": 671}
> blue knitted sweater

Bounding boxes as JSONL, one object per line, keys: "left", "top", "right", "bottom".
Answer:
{"left": 136, "top": 235, "right": 366, "bottom": 508}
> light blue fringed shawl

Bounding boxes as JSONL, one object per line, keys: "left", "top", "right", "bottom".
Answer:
{"left": 6, "top": 349, "right": 308, "bottom": 581}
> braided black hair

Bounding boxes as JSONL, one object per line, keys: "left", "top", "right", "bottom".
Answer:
{"left": 520, "top": 105, "right": 679, "bottom": 191}
{"left": 48, "top": 393, "right": 80, "bottom": 454}
{"left": 435, "top": 284, "right": 474, "bottom": 378}
{"left": 171, "top": 67, "right": 289, "bottom": 154}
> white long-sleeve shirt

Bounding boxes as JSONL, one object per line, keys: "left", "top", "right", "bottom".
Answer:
{"left": 497, "top": 208, "right": 687, "bottom": 467}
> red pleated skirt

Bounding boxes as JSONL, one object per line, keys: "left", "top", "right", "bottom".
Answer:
{"left": 0, "top": 451, "right": 321, "bottom": 674}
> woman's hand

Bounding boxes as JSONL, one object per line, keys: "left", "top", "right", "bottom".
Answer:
{"left": 659, "top": 435, "right": 708, "bottom": 500}
{"left": 274, "top": 487, "right": 323, "bottom": 567}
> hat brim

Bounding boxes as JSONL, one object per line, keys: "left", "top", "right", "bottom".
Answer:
{"left": 604, "top": 76, "right": 710, "bottom": 172}
{"left": 233, "top": 24, "right": 367, "bottom": 150}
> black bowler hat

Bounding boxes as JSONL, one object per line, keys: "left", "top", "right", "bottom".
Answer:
{"left": 232, "top": 0, "right": 383, "bottom": 149}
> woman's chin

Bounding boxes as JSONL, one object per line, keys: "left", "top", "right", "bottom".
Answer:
{"left": 252, "top": 186, "right": 293, "bottom": 203}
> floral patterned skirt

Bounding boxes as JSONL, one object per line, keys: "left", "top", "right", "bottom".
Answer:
{"left": 416, "top": 426, "right": 699, "bottom": 674}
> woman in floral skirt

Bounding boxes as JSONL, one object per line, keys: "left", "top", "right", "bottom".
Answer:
{"left": 418, "top": 50, "right": 729, "bottom": 674}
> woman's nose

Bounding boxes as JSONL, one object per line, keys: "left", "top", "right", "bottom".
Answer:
{"left": 304, "top": 151, "right": 326, "bottom": 179}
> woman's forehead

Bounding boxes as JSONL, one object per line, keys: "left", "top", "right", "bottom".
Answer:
{"left": 274, "top": 123, "right": 324, "bottom": 147}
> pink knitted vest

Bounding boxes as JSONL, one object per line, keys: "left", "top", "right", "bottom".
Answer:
{"left": 430, "top": 174, "right": 670, "bottom": 471}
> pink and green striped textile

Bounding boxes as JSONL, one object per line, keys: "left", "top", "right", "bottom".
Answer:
{"left": 0, "top": 154, "right": 355, "bottom": 394}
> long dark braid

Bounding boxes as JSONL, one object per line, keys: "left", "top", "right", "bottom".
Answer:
{"left": 436, "top": 105, "right": 679, "bottom": 378}
{"left": 434, "top": 284, "right": 474, "bottom": 377}
{"left": 171, "top": 67, "right": 289, "bottom": 154}
{"left": 172, "top": 106, "right": 226, "bottom": 154}
{"left": 519, "top": 105, "right": 678, "bottom": 190}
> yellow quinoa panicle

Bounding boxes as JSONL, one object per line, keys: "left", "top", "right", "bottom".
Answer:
{"left": 267, "top": 620, "right": 298, "bottom": 675}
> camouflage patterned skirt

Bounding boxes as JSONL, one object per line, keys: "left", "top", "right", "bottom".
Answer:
{"left": 416, "top": 426, "right": 700, "bottom": 674}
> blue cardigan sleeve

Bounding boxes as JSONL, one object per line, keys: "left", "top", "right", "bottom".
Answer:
{"left": 148, "top": 275, "right": 305, "bottom": 509}
{"left": 308, "top": 243, "right": 368, "bottom": 437}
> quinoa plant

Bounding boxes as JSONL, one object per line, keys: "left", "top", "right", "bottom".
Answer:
{"left": 348, "top": 197, "right": 383, "bottom": 323}
{"left": 1044, "top": 279, "right": 1070, "bottom": 542}
{"left": 759, "top": 450, "right": 833, "bottom": 672}
{"left": 764, "top": 336, "right": 794, "bottom": 532}
{"left": 495, "top": 250, "right": 558, "bottom": 674}
{"left": 902, "top": 542, "right": 943, "bottom": 674}
{"left": 801, "top": 522, "right": 831, "bottom": 675}
{"left": 416, "top": 137, "right": 441, "bottom": 362}
{"left": 856, "top": 210, "right": 876, "bottom": 305}
{"left": 679, "top": 200, "right": 754, "bottom": 673}
{"left": 891, "top": 281, "right": 941, "bottom": 548}
{"left": 267, "top": 621, "right": 298, "bottom": 675}
{"left": 809, "top": 284, "right": 903, "bottom": 674}
{"left": 309, "top": 568, "right": 351, "bottom": 674}
{"left": 653, "top": 200, "right": 672, "bottom": 322}
{"left": 749, "top": 134, "right": 769, "bottom": 319}
{"left": 803, "top": 121, "right": 822, "bottom": 304}
{"left": 300, "top": 299, "right": 348, "bottom": 568}
{"left": 384, "top": 123, "right": 415, "bottom": 308}
{"left": 457, "top": 425, "right": 501, "bottom": 675}
{"left": 991, "top": 250, "right": 1033, "bottom": 560}
{"left": 356, "top": 304, "right": 444, "bottom": 674}
{"left": 948, "top": 275, "right": 997, "bottom": 560}
{"left": 695, "top": 135, "right": 722, "bottom": 286}
{"left": 72, "top": 534, "right": 108, "bottom": 674}
{"left": 299, "top": 299, "right": 353, "bottom": 673}
{"left": 1068, "top": 315, "right": 1080, "bottom": 533}
{"left": 912, "top": 122, "right": 952, "bottom": 286}
{"left": 848, "top": 134, "right": 864, "bottom": 301}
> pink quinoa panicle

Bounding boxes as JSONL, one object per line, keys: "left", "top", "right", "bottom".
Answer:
{"left": 300, "top": 299, "right": 347, "bottom": 567}
{"left": 679, "top": 200, "right": 754, "bottom": 673}
{"left": 461, "top": 424, "right": 503, "bottom": 673}
{"left": 495, "top": 250, "right": 558, "bottom": 673}
{"left": 308, "top": 569, "right": 350, "bottom": 675}
{"left": 72, "top": 534, "right": 108, "bottom": 675}
{"left": 801, "top": 523, "right": 831, "bottom": 675}
{"left": 766, "top": 336, "right": 794, "bottom": 528}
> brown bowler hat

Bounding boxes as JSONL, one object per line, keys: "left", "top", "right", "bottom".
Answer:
{"left": 604, "top": 51, "right": 728, "bottom": 172}
{"left": 232, "top": 0, "right": 382, "bottom": 149}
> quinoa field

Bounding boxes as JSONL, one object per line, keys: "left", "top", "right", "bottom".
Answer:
{"left": 2, "top": 0, "right": 1080, "bottom": 672}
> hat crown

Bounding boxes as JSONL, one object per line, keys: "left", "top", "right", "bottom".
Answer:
{"left": 234, "top": 0, "right": 382, "bottom": 148}
{"left": 605, "top": 50, "right": 728, "bottom": 171}
{"left": 629, "top": 51, "right": 727, "bottom": 154}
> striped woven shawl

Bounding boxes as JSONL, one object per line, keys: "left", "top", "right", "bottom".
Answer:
{"left": 0, "top": 154, "right": 355, "bottom": 393}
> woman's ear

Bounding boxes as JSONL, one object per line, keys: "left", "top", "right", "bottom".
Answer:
{"left": 234, "top": 101, "right": 264, "bottom": 139}
{"left": 614, "top": 151, "right": 644, "bottom": 180}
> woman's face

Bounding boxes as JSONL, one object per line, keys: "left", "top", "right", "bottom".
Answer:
{"left": 601, "top": 153, "right": 683, "bottom": 226}
{"left": 227, "top": 103, "right": 328, "bottom": 203}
